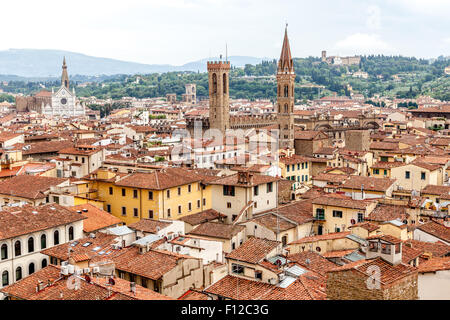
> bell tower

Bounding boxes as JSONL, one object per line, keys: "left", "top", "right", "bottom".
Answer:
{"left": 277, "top": 26, "right": 295, "bottom": 150}
{"left": 61, "top": 57, "right": 70, "bottom": 90}
{"left": 208, "top": 58, "right": 230, "bottom": 133}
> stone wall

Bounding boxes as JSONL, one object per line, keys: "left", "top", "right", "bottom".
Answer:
{"left": 326, "top": 269, "right": 418, "bottom": 300}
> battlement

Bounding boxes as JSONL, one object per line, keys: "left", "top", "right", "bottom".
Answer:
{"left": 207, "top": 61, "right": 231, "bottom": 70}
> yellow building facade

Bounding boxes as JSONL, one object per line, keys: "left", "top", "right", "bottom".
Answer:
{"left": 88, "top": 169, "right": 212, "bottom": 225}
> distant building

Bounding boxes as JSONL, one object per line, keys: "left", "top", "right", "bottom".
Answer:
{"left": 445, "top": 66, "right": 450, "bottom": 75}
{"left": 321, "top": 50, "right": 361, "bottom": 66}
{"left": 15, "top": 58, "right": 85, "bottom": 117}
{"left": 182, "top": 84, "right": 196, "bottom": 104}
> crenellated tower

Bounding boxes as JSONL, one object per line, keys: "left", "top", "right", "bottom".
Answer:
{"left": 208, "top": 59, "right": 230, "bottom": 133}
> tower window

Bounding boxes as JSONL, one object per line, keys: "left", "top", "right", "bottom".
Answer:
{"left": 223, "top": 73, "right": 227, "bottom": 94}
{"left": 284, "top": 104, "right": 288, "bottom": 113}
{"left": 212, "top": 73, "right": 217, "bottom": 94}
{"left": 284, "top": 85, "right": 289, "bottom": 97}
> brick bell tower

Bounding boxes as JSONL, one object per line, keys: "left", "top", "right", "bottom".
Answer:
{"left": 277, "top": 26, "right": 295, "bottom": 150}
{"left": 208, "top": 57, "right": 230, "bottom": 133}
{"left": 61, "top": 56, "right": 70, "bottom": 90}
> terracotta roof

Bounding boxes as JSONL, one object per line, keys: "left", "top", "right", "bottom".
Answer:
{"left": 280, "top": 154, "right": 309, "bottom": 165}
{"left": 0, "top": 175, "right": 67, "bottom": 199}
{"left": 178, "top": 290, "right": 210, "bottom": 300}
{"left": 328, "top": 257, "right": 417, "bottom": 285}
{"left": 370, "top": 141, "right": 398, "bottom": 150}
{"left": 401, "top": 244, "right": 424, "bottom": 264}
{"left": 0, "top": 204, "right": 85, "bottom": 240}
{"left": 348, "top": 222, "right": 380, "bottom": 233}
{"left": 114, "top": 167, "right": 201, "bottom": 190}
{"left": 207, "top": 173, "right": 279, "bottom": 187}
{"left": 70, "top": 204, "right": 122, "bottom": 233}
{"left": 188, "top": 222, "right": 245, "bottom": 240}
{"left": 417, "top": 221, "right": 450, "bottom": 243}
{"left": 411, "top": 160, "right": 442, "bottom": 171}
{"left": 128, "top": 219, "right": 171, "bottom": 234}
{"left": 22, "top": 140, "right": 74, "bottom": 155}
{"left": 418, "top": 257, "right": 450, "bottom": 273}
{"left": 289, "top": 231, "right": 351, "bottom": 245}
{"left": 288, "top": 251, "right": 338, "bottom": 276}
{"left": 112, "top": 247, "right": 194, "bottom": 281}
{"left": 371, "top": 161, "right": 405, "bottom": 169}
{"left": 322, "top": 249, "right": 356, "bottom": 258}
{"left": 366, "top": 234, "right": 402, "bottom": 244}
{"left": 260, "top": 199, "right": 314, "bottom": 225}
{"left": 294, "top": 130, "right": 327, "bottom": 140}
{"left": 226, "top": 237, "right": 280, "bottom": 264}
{"left": 403, "top": 240, "right": 450, "bottom": 260}
{"left": 312, "top": 196, "right": 375, "bottom": 210}
{"left": 367, "top": 204, "right": 407, "bottom": 222}
{"left": 178, "top": 209, "right": 226, "bottom": 226}
{"left": 204, "top": 274, "right": 325, "bottom": 300}
{"left": 421, "top": 184, "right": 450, "bottom": 196}
{"left": 0, "top": 265, "right": 172, "bottom": 300}
{"left": 312, "top": 173, "right": 349, "bottom": 183}
{"left": 41, "top": 232, "right": 118, "bottom": 261}
{"left": 249, "top": 213, "right": 297, "bottom": 232}
{"left": 59, "top": 146, "right": 101, "bottom": 156}
{"left": 342, "top": 176, "right": 396, "bottom": 192}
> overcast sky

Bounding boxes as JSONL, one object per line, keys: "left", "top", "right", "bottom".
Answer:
{"left": 1, "top": 0, "right": 449, "bottom": 65}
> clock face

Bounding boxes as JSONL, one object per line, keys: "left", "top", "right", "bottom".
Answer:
{"left": 61, "top": 98, "right": 67, "bottom": 105}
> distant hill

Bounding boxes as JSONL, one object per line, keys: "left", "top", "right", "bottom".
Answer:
{"left": 0, "top": 49, "right": 270, "bottom": 78}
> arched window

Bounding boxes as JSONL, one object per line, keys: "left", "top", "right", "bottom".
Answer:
{"left": 14, "top": 241, "right": 21, "bottom": 257}
{"left": 284, "top": 104, "right": 288, "bottom": 113}
{"left": 2, "top": 271, "right": 9, "bottom": 286}
{"left": 54, "top": 230, "right": 59, "bottom": 245}
{"left": 1, "top": 244, "right": 7, "bottom": 260}
{"left": 41, "top": 259, "right": 48, "bottom": 269}
{"left": 223, "top": 73, "right": 227, "bottom": 94}
{"left": 27, "top": 237, "right": 34, "bottom": 253}
{"left": 15, "top": 267, "right": 22, "bottom": 281}
{"left": 68, "top": 227, "right": 74, "bottom": 241}
{"left": 28, "top": 263, "right": 35, "bottom": 275}
{"left": 212, "top": 73, "right": 217, "bottom": 94}
{"left": 284, "top": 85, "right": 289, "bottom": 97}
{"left": 278, "top": 85, "right": 281, "bottom": 97}
{"left": 41, "top": 234, "right": 47, "bottom": 249}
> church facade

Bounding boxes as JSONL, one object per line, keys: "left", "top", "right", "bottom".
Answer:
{"left": 44, "top": 58, "right": 85, "bottom": 117}
{"left": 16, "top": 58, "right": 86, "bottom": 116}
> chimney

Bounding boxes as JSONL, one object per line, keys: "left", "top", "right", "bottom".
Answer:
{"left": 130, "top": 282, "right": 136, "bottom": 294}
{"left": 36, "top": 280, "right": 45, "bottom": 292}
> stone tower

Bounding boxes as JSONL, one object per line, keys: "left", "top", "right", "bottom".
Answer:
{"left": 208, "top": 59, "right": 230, "bottom": 133}
{"left": 277, "top": 26, "right": 295, "bottom": 150}
{"left": 61, "top": 57, "right": 69, "bottom": 89}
